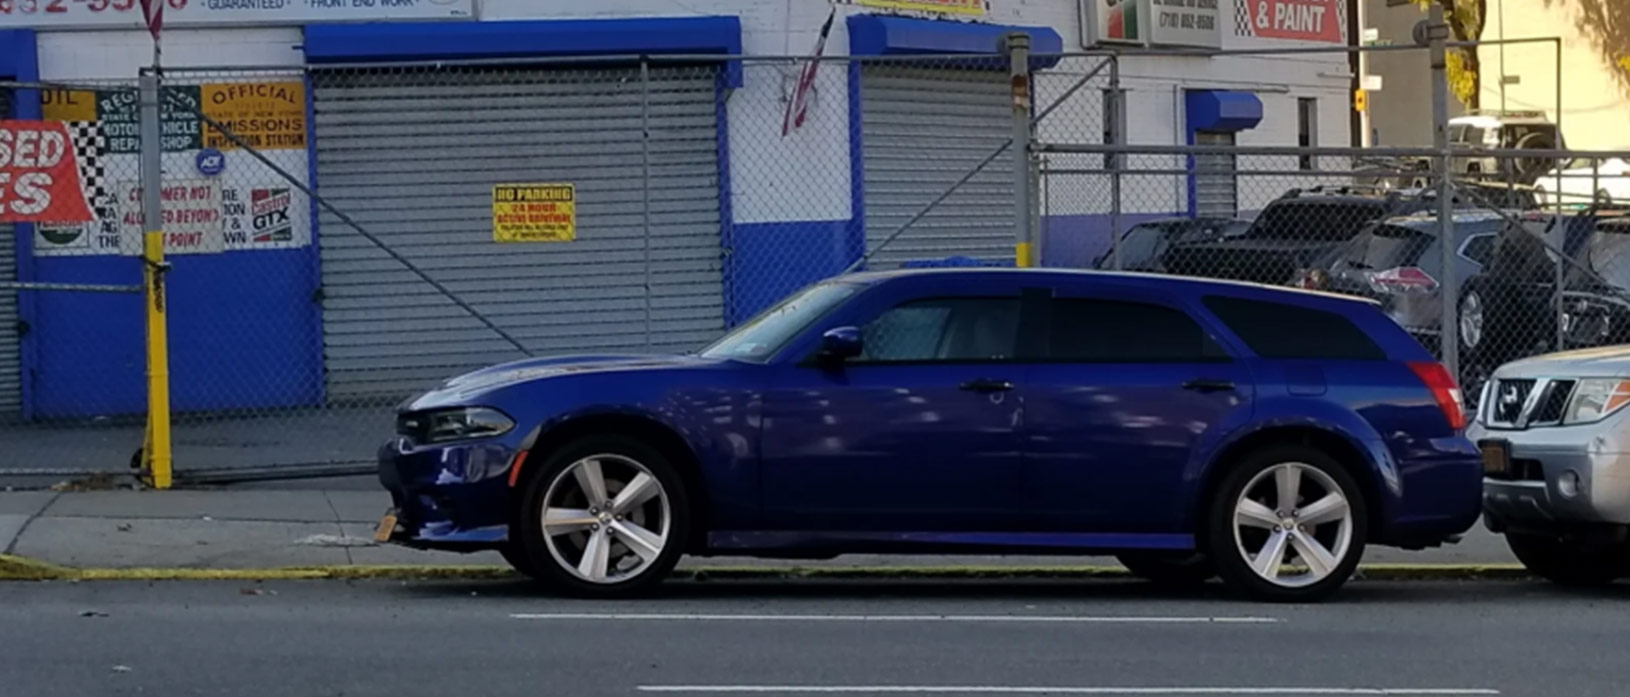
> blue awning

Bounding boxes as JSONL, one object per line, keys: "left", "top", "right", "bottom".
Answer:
{"left": 1185, "top": 90, "right": 1264, "bottom": 133}
{"left": 847, "top": 14, "right": 1064, "bottom": 69}
{"left": 304, "top": 16, "right": 745, "bottom": 86}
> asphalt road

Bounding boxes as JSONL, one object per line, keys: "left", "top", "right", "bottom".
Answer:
{"left": 2, "top": 578, "right": 1627, "bottom": 697}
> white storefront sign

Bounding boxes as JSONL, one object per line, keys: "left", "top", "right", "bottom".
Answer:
{"left": 0, "top": 0, "right": 473, "bottom": 30}
{"left": 1148, "top": 0, "right": 1222, "bottom": 48}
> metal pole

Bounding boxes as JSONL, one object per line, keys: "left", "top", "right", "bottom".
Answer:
{"left": 1006, "top": 32, "right": 1035, "bottom": 268}
{"left": 1429, "top": 3, "right": 1460, "bottom": 383}
{"left": 1109, "top": 55, "right": 1123, "bottom": 271}
{"left": 640, "top": 59, "right": 653, "bottom": 352}
{"left": 140, "top": 66, "right": 172, "bottom": 490}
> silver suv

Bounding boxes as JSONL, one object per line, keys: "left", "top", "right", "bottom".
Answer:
{"left": 1471, "top": 346, "right": 1630, "bottom": 586}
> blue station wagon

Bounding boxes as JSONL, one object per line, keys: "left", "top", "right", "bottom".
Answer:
{"left": 376, "top": 269, "right": 1483, "bottom": 602}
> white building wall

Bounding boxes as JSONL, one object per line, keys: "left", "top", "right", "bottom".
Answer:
{"left": 36, "top": 28, "right": 303, "bottom": 80}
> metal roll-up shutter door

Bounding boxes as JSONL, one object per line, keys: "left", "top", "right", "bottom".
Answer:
{"left": 861, "top": 67, "right": 1015, "bottom": 268}
{"left": 314, "top": 67, "right": 725, "bottom": 403}
{"left": 1194, "top": 131, "right": 1238, "bottom": 217}
{"left": 0, "top": 86, "right": 18, "bottom": 414}
{"left": 0, "top": 221, "right": 17, "bottom": 415}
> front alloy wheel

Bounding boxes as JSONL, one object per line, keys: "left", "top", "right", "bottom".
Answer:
{"left": 517, "top": 436, "right": 690, "bottom": 597}
{"left": 1208, "top": 447, "right": 1368, "bottom": 602}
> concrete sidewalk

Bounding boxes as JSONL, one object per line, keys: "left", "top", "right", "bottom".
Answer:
{"left": 0, "top": 488, "right": 1519, "bottom": 575}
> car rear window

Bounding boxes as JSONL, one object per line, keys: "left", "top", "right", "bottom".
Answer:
{"left": 1202, "top": 296, "right": 1386, "bottom": 360}
{"left": 1344, "top": 224, "right": 1431, "bottom": 270}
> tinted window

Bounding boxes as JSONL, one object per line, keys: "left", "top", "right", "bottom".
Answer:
{"left": 1461, "top": 234, "right": 1495, "bottom": 266}
{"left": 1344, "top": 224, "right": 1430, "bottom": 270}
{"left": 1049, "top": 299, "right": 1228, "bottom": 362}
{"left": 1203, "top": 296, "right": 1386, "bottom": 360}
{"left": 858, "top": 297, "right": 1019, "bottom": 363}
{"left": 1250, "top": 201, "right": 1389, "bottom": 241}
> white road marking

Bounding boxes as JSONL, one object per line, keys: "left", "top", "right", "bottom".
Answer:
{"left": 509, "top": 613, "right": 1281, "bottom": 624}
{"left": 636, "top": 687, "right": 1499, "bottom": 695}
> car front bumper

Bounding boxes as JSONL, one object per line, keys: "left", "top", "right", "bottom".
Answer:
{"left": 1472, "top": 421, "right": 1630, "bottom": 530}
{"left": 376, "top": 437, "right": 519, "bottom": 551}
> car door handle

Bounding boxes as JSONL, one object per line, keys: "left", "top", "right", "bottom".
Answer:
{"left": 1182, "top": 378, "right": 1236, "bottom": 393}
{"left": 959, "top": 378, "right": 1015, "bottom": 393}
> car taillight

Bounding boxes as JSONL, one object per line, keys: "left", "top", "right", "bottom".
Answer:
{"left": 1368, "top": 267, "right": 1438, "bottom": 294}
{"left": 1408, "top": 361, "right": 1467, "bottom": 430}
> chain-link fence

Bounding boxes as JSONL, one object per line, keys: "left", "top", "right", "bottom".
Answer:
{"left": 0, "top": 43, "right": 1623, "bottom": 483}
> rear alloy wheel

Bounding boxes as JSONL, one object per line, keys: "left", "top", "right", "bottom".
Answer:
{"left": 1459, "top": 288, "right": 1485, "bottom": 355}
{"left": 1207, "top": 446, "right": 1367, "bottom": 602}
{"left": 1505, "top": 532, "right": 1628, "bottom": 587}
{"left": 1116, "top": 551, "right": 1217, "bottom": 587}
{"left": 517, "top": 436, "right": 690, "bottom": 597}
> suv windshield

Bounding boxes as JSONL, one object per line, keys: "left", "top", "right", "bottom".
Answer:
{"left": 1250, "top": 201, "right": 1389, "bottom": 242}
{"left": 699, "top": 282, "right": 861, "bottom": 362}
{"left": 1106, "top": 223, "right": 1171, "bottom": 268}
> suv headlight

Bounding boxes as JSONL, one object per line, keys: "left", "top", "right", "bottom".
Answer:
{"left": 1565, "top": 379, "right": 1630, "bottom": 424}
{"left": 400, "top": 407, "right": 516, "bottom": 444}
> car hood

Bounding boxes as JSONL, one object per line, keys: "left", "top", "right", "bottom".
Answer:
{"left": 1494, "top": 345, "right": 1630, "bottom": 379}
{"left": 406, "top": 353, "right": 722, "bottom": 408}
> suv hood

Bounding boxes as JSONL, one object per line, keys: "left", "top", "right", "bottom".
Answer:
{"left": 1494, "top": 345, "right": 1630, "bottom": 379}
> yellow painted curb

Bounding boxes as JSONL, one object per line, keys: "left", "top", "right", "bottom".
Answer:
{"left": 0, "top": 554, "right": 1533, "bottom": 583}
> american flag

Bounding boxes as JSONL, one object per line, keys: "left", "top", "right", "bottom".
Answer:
{"left": 782, "top": 8, "right": 835, "bottom": 137}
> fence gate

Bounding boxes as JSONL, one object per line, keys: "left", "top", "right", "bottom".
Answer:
{"left": 861, "top": 65, "right": 1015, "bottom": 268}
{"left": 311, "top": 65, "right": 727, "bottom": 403}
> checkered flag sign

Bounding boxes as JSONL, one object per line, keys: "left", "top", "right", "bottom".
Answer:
{"left": 140, "top": 0, "right": 163, "bottom": 41}
{"left": 62, "top": 121, "right": 112, "bottom": 215}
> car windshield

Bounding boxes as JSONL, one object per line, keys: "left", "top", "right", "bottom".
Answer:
{"left": 1103, "top": 224, "right": 1169, "bottom": 268}
{"left": 698, "top": 282, "right": 861, "bottom": 362}
{"left": 1249, "top": 201, "right": 1388, "bottom": 241}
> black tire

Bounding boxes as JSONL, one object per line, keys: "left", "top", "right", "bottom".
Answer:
{"left": 1505, "top": 533, "right": 1628, "bottom": 588}
{"left": 499, "top": 541, "right": 542, "bottom": 580}
{"left": 1116, "top": 551, "right": 1217, "bottom": 587}
{"left": 515, "top": 434, "right": 692, "bottom": 598}
{"left": 1205, "top": 445, "right": 1368, "bottom": 603}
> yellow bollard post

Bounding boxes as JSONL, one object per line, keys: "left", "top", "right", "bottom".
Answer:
{"left": 143, "top": 230, "right": 172, "bottom": 490}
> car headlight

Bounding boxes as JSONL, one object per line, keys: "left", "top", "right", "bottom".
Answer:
{"left": 1564, "top": 379, "right": 1630, "bottom": 424}
{"left": 400, "top": 407, "right": 516, "bottom": 444}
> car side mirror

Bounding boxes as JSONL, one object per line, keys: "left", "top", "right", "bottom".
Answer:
{"left": 817, "top": 326, "right": 863, "bottom": 363}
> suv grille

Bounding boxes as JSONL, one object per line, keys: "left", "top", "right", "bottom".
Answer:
{"left": 1484, "top": 378, "right": 1575, "bottom": 429}
{"left": 1530, "top": 380, "right": 1575, "bottom": 425}
{"left": 1488, "top": 379, "right": 1534, "bottom": 425}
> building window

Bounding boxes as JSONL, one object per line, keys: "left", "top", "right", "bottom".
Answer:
{"left": 1298, "top": 97, "right": 1318, "bottom": 170}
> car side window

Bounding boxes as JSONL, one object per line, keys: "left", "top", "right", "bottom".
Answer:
{"left": 1203, "top": 296, "right": 1386, "bottom": 360}
{"left": 1461, "top": 234, "right": 1495, "bottom": 266}
{"left": 1049, "top": 299, "right": 1228, "bottom": 362}
{"left": 857, "top": 297, "right": 1019, "bottom": 363}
